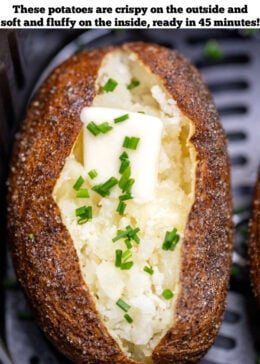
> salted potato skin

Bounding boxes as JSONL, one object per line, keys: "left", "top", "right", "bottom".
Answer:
{"left": 7, "top": 42, "right": 233, "bottom": 364}
{"left": 249, "top": 170, "right": 260, "bottom": 304}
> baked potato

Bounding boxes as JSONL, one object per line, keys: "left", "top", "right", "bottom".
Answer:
{"left": 249, "top": 169, "right": 260, "bottom": 304}
{"left": 7, "top": 42, "right": 233, "bottom": 364}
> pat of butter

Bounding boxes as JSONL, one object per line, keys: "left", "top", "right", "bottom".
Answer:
{"left": 80, "top": 107, "right": 163, "bottom": 203}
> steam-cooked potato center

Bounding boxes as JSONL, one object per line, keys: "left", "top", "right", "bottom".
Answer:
{"left": 53, "top": 50, "right": 196, "bottom": 363}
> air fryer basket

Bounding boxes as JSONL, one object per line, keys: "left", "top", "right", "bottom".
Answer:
{"left": 0, "top": 29, "right": 259, "bottom": 364}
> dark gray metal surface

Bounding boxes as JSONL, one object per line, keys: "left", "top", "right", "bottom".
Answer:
{"left": 1, "top": 29, "right": 259, "bottom": 364}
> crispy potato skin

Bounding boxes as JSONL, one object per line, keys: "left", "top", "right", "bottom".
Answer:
{"left": 249, "top": 170, "right": 260, "bottom": 304}
{"left": 7, "top": 42, "right": 233, "bottom": 364}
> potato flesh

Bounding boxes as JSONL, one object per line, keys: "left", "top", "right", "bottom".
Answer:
{"left": 53, "top": 50, "right": 196, "bottom": 362}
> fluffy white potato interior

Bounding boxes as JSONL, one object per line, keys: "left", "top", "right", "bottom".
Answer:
{"left": 53, "top": 50, "right": 196, "bottom": 363}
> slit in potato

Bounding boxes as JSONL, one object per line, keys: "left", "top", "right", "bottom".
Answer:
{"left": 53, "top": 49, "right": 196, "bottom": 362}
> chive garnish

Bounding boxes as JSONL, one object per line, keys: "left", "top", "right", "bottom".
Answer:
{"left": 98, "top": 122, "right": 113, "bottom": 133}
{"left": 124, "top": 313, "right": 133, "bottom": 323}
{"left": 162, "top": 228, "right": 180, "bottom": 251}
{"left": 117, "top": 201, "right": 126, "bottom": 215}
{"left": 112, "top": 225, "right": 140, "bottom": 244}
{"left": 119, "top": 159, "right": 130, "bottom": 174}
{"left": 115, "top": 250, "right": 122, "bottom": 267}
{"left": 231, "top": 264, "right": 239, "bottom": 277}
{"left": 73, "top": 176, "right": 84, "bottom": 191}
{"left": 75, "top": 206, "right": 90, "bottom": 216}
{"left": 88, "top": 169, "right": 98, "bottom": 179}
{"left": 127, "top": 79, "right": 140, "bottom": 90}
{"left": 120, "top": 261, "right": 134, "bottom": 270}
{"left": 122, "top": 249, "right": 132, "bottom": 262}
{"left": 122, "top": 178, "right": 135, "bottom": 194}
{"left": 115, "top": 249, "right": 133, "bottom": 270}
{"left": 130, "top": 228, "right": 140, "bottom": 244}
{"left": 101, "top": 177, "right": 118, "bottom": 191}
{"left": 116, "top": 298, "right": 131, "bottom": 312}
{"left": 162, "top": 289, "right": 174, "bottom": 300}
{"left": 119, "top": 166, "right": 131, "bottom": 191}
{"left": 86, "top": 121, "right": 100, "bottom": 136}
{"left": 123, "top": 178, "right": 135, "bottom": 194}
{"left": 124, "top": 239, "right": 132, "bottom": 249}
{"left": 75, "top": 206, "right": 92, "bottom": 224}
{"left": 28, "top": 233, "right": 34, "bottom": 241}
{"left": 112, "top": 229, "right": 128, "bottom": 242}
{"left": 119, "top": 152, "right": 129, "bottom": 161}
{"left": 119, "top": 193, "right": 133, "bottom": 201}
{"left": 143, "top": 266, "right": 154, "bottom": 275}
{"left": 102, "top": 78, "right": 118, "bottom": 92}
{"left": 76, "top": 189, "right": 89, "bottom": 198}
{"left": 114, "top": 114, "right": 129, "bottom": 124}
{"left": 87, "top": 121, "right": 113, "bottom": 136}
{"left": 204, "top": 39, "right": 224, "bottom": 61}
{"left": 92, "top": 177, "right": 118, "bottom": 197}
{"left": 123, "top": 136, "right": 140, "bottom": 150}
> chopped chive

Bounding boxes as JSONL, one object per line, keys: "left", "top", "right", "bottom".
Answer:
{"left": 92, "top": 184, "right": 107, "bottom": 197}
{"left": 115, "top": 250, "right": 122, "bottom": 267}
{"left": 204, "top": 39, "right": 224, "bottom": 61}
{"left": 162, "top": 228, "right": 180, "bottom": 251}
{"left": 98, "top": 122, "right": 113, "bottom": 134}
{"left": 119, "top": 166, "right": 131, "bottom": 191}
{"left": 76, "top": 189, "right": 89, "bottom": 198}
{"left": 28, "top": 233, "right": 34, "bottom": 241}
{"left": 75, "top": 206, "right": 92, "bottom": 224}
{"left": 117, "top": 201, "right": 126, "bottom": 215}
{"left": 123, "top": 178, "right": 135, "bottom": 194}
{"left": 138, "top": 111, "right": 145, "bottom": 114}
{"left": 144, "top": 266, "right": 154, "bottom": 275}
{"left": 129, "top": 227, "right": 140, "bottom": 244}
{"left": 92, "top": 177, "right": 118, "bottom": 197}
{"left": 112, "top": 225, "right": 140, "bottom": 244}
{"left": 88, "top": 169, "right": 98, "bottom": 179}
{"left": 114, "top": 114, "right": 129, "bottom": 124}
{"left": 86, "top": 121, "right": 100, "bottom": 136}
{"left": 120, "top": 261, "right": 134, "bottom": 270}
{"left": 119, "top": 152, "right": 129, "bottom": 161}
{"left": 124, "top": 239, "right": 132, "bottom": 249}
{"left": 122, "top": 249, "right": 132, "bottom": 262}
{"left": 78, "top": 218, "right": 89, "bottom": 225}
{"left": 119, "top": 193, "right": 133, "bottom": 201}
{"left": 102, "top": 78, "right": 118, "bottom": 92}
{"left": 124, "top": 313, "right": 133, "bottom": 323}
{"left": 126, "top": 226, "right": 140, "bottom": 237}
{"left": 112, "top": 229, "right": 128, "bottom": 242}
{"left": 123, "top": 136, "right": 140, "bottom": 150}
{"left": 231, "top": 264, "right": 239, "bottom": 277}
{"left": 162, "top": 289, "right": 174, "bottom": 300}
{"left": 101, "top": 177, "right": 118, "bottom": 191}
{"left": 119, "top": 159, "right": 130, "bottom": 174}
{"left": 116, "top": 298, "right": 131, "bottom": 312}
{"left": 127, "top": 79, "right": 140, "bottom": 90}
{"left": 73, "top": 176, "right": 84, "bottom": 191}
{"left": 75, "top": 206, "right": 89, "bottom": 217}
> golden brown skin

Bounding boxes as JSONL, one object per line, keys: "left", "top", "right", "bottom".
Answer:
{"left": 249, "top": 170, "right": 260, "bottom": 304}
{"left": 7, "top": 42, "right": 233, "bottom": 364}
